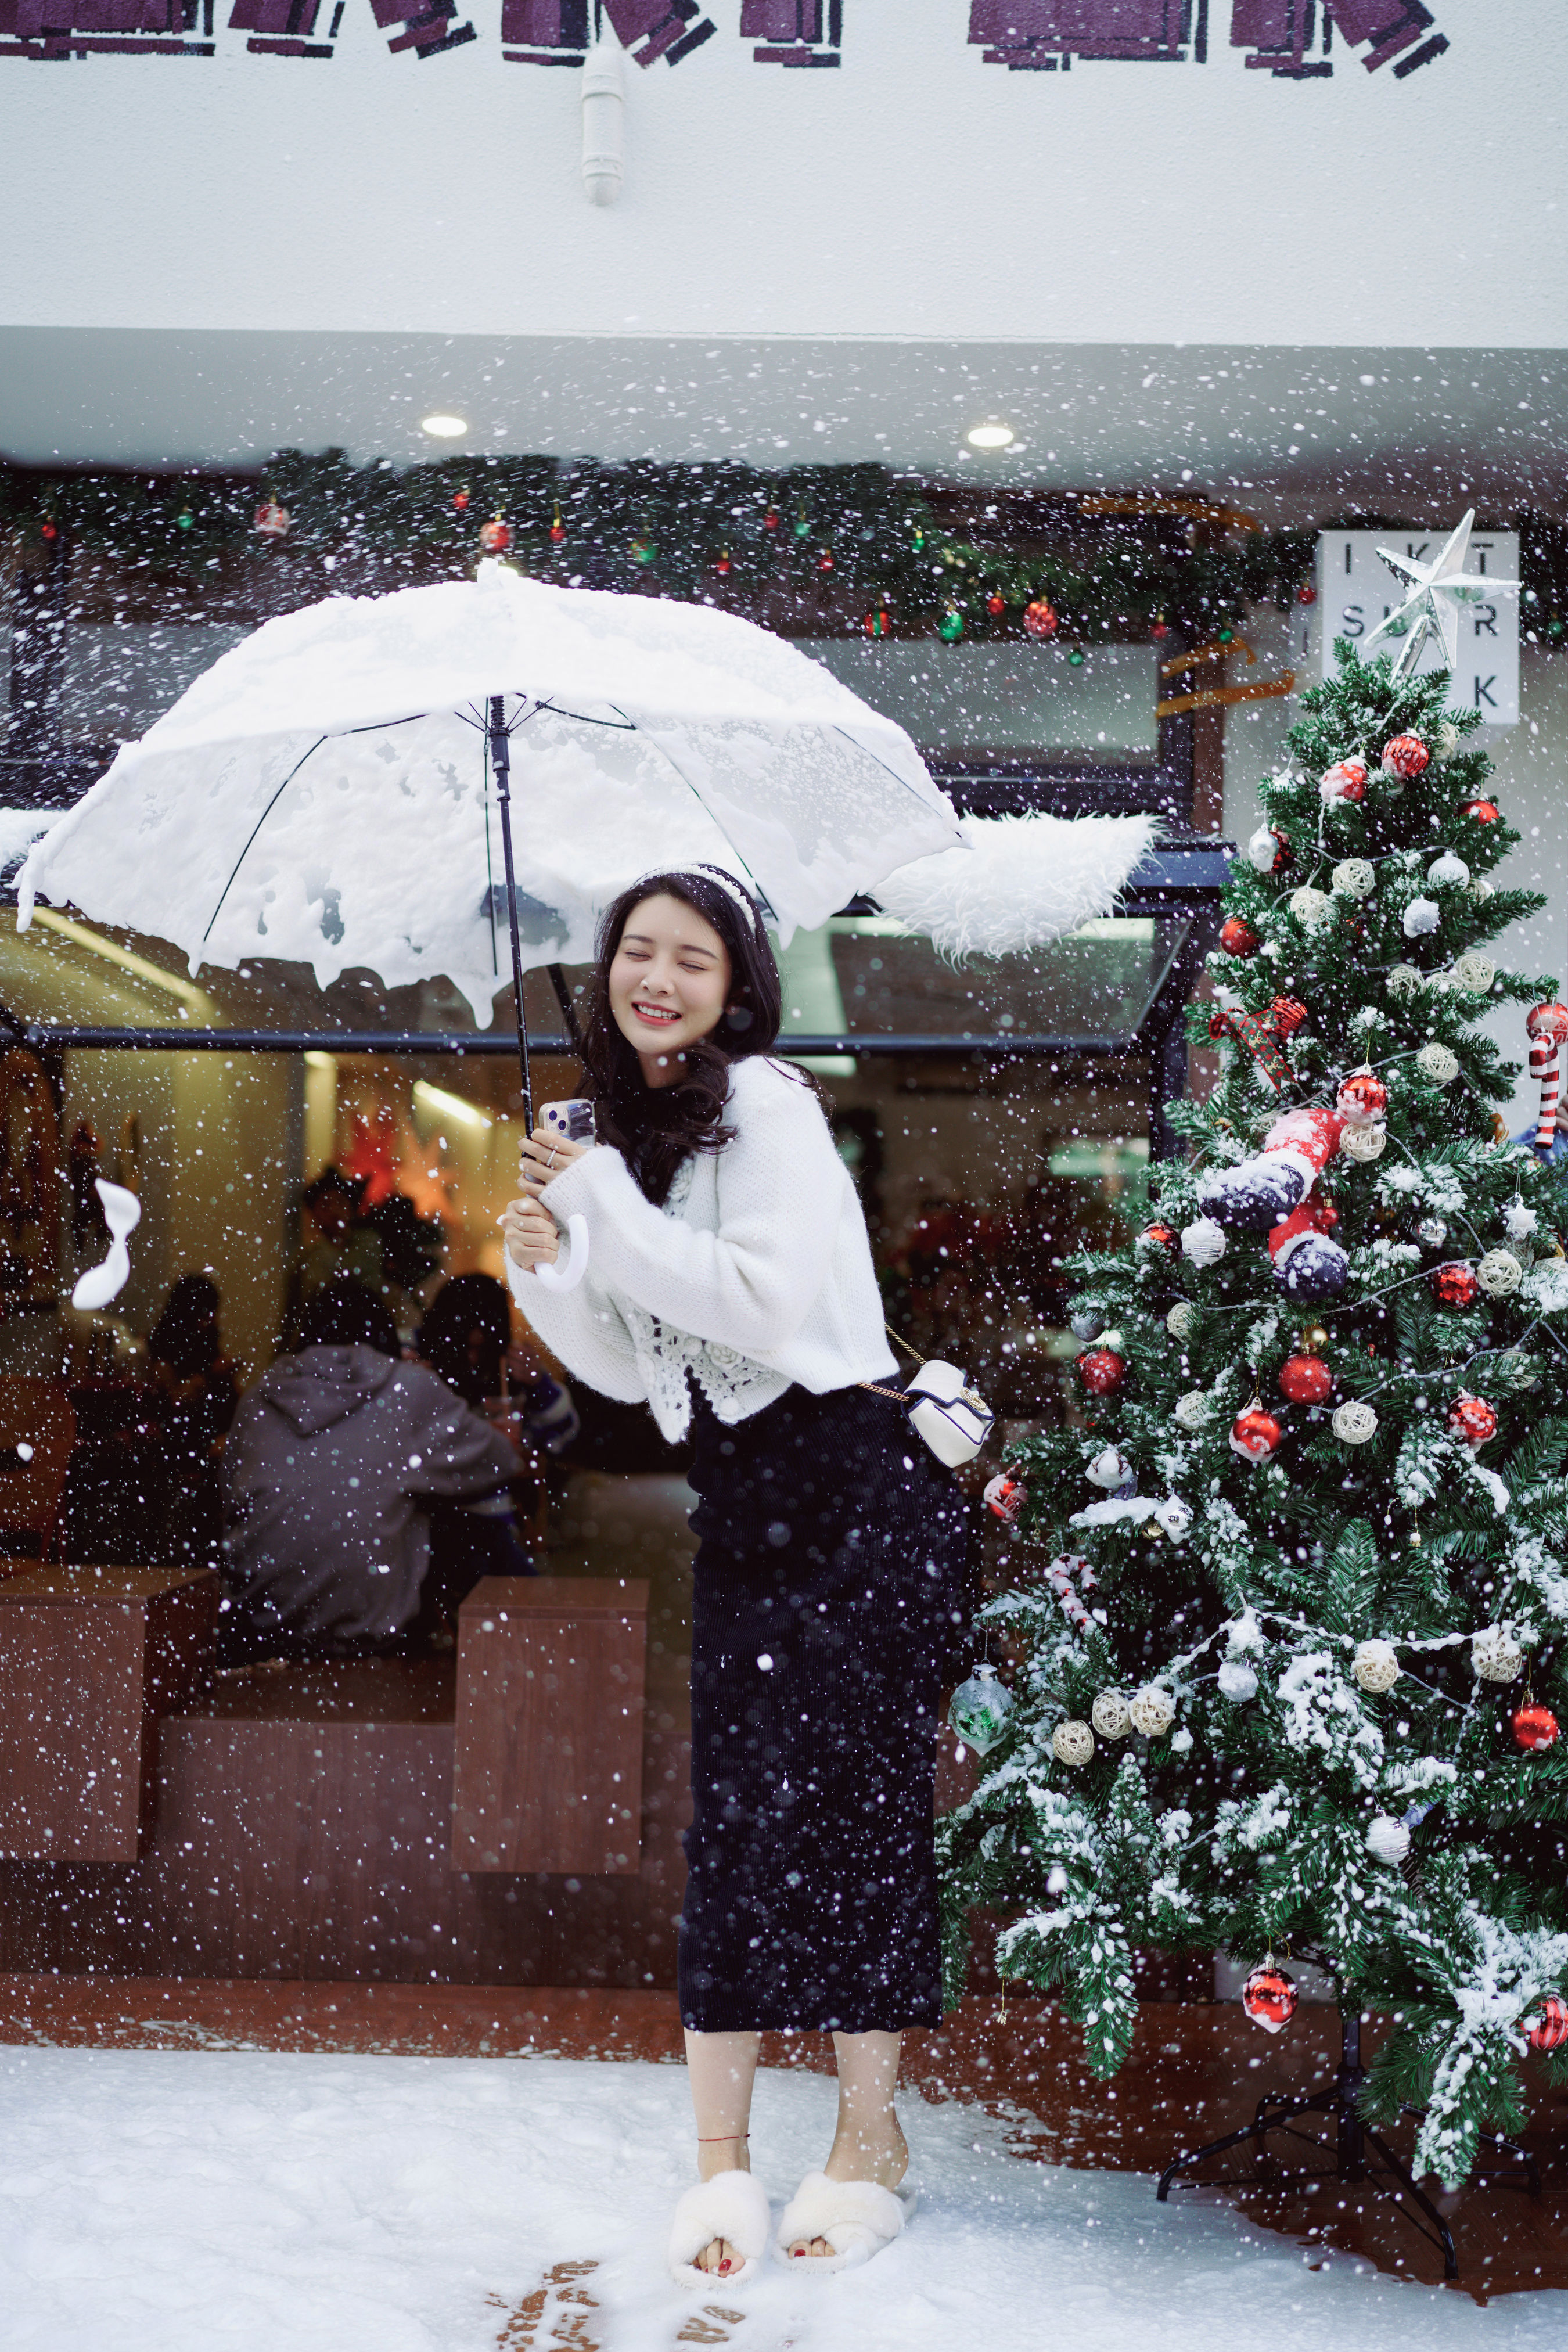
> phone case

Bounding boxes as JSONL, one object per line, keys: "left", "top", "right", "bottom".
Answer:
{"left": 540, "top": 1099, "right": 596, "bottom": 1143}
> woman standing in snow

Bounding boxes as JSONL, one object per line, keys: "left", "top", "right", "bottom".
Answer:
{"left": 503, "top": 868, "right": 966, "bottom": 2287}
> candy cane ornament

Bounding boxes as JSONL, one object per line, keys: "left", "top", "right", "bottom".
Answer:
{"left": 1527, "top": 1002, "right": 1568, "bottom": 1148}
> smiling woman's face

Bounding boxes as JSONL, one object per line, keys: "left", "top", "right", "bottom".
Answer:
{"left": 607, "top": 893, "right": 733, "bottom": 1087}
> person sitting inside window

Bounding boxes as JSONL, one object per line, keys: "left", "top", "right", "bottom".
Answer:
{"left": 146, "top": 1272, "right": 239, "bottom": 1573}
{"left": 411, "top": 1272, "right": 546, "bottom": 1636}
{"left": 220, "top": 1280, "right": 519, "bottom": 1661}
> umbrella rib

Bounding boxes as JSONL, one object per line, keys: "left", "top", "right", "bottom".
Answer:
{"left": 598, "top": 700, "right": 778, "bottom": 919}
{"left": 201, "top": 735, "right": 329, "bottom": 947}
{"left": 825, "top": 723, "right": 966, "bottom": 840}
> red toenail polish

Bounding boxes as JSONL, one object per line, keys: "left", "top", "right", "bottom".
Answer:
{"left": 719, "top": 2260, "right": 732, "bottom": 2274}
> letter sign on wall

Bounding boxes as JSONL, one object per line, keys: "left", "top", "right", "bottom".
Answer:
{"left": 1317, "top": 530, "right": 1520, "bottom": 727}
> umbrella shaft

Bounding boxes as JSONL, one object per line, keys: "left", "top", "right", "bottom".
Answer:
{"left": 490, "top": 697, "right": 534, "bottom": 1135}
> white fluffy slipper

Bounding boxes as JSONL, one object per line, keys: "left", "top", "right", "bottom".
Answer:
{"left": 773, "top": 2171, "right": 918, "bottom": 2274}
{"left": 667, "top": 2169, "right": 773, "bottom": 2290}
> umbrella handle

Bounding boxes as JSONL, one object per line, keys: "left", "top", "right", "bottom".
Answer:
{"left": 534, "top": 1213, "right": 589, "bottom": 1294}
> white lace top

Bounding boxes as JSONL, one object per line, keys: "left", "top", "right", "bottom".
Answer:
{"left": 506, "top": 1057, "right": 897, "bottom": 1442}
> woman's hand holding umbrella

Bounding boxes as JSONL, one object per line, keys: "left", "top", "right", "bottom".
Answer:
{"left": 502, "top": 1195, "right": 562, "bottom": 1273}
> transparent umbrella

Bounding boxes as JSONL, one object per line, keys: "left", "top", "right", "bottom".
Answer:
{"left": 20, "top": 563, "right": 964, "bottom": 1291}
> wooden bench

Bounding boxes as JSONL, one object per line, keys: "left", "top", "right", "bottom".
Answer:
{"left": 0, "top": 1565, "right": 218, "bottom": 1861}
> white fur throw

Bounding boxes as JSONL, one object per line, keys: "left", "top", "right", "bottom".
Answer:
{"left": 876, "top": 811, "right": 1159, "bottom": 959}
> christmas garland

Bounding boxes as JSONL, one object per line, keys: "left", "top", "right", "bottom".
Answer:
{"left": 0, "top": 452, "right": 1322, "bottom": 643}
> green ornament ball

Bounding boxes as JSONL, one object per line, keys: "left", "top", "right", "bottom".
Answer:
{"left": 630, "top": 536, "right": 657, "bottom": 566}
{"left": 1067, "top": 648, "right": 1086, "bottom": 667}
{"left": 177, "top": 512, "right": 194, "bottom": 531}
{"left": 937, "top": 605, "right": 965, "bottom": 642}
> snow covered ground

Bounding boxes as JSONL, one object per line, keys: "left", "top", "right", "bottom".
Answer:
{"left": 0, "top": 2047, "right": 1561, "bottom": 2351}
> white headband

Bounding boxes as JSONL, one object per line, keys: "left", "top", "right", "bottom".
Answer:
{"left": 634, "top": 865, "right": 769, "bottom": 924}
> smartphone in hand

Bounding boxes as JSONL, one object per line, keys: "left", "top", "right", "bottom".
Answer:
{"left": 540, "top": 1099, "right": 596, "bottom": 1143}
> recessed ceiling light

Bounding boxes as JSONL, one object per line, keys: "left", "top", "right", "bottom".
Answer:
{"left": 420, "top": 413, "right": 469, "bottom": 438}
{"left": 966, "top": 422, "right": 1017, "bottom": 451}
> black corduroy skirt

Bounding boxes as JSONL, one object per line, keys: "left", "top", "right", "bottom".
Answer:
{"left": 678, "top": 1381, "right": 969, "bottom": 2035}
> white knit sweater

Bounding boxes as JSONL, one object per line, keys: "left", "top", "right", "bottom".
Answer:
{"left": 506, "top": 1056, "right": 898, "bottom": 1440}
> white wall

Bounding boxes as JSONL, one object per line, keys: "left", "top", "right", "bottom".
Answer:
{"left": 0, "top": 1, "right": 1560, "bottom": 351}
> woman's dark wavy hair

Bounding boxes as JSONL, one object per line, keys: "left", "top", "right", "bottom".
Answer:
{"left": 579, "top": 867, "right": 784, "bottom": 1205}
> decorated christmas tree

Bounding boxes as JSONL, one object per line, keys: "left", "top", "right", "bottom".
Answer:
{"left": 940, "top": 627, "right": 1568, "bottom": 2192}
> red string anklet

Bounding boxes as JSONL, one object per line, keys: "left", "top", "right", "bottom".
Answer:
{"left": 697, "top": 2133, "right": 749, "bottom": 2142}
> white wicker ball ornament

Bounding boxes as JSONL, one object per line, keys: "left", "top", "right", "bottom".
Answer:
{"left": 1086, "top": 1445, "right": 1130, "bottom": 1490}
{"left": 1366, "top": 1814, "right": 1412, "bottom": 1867}
{"left": 1247, "top": 826, "right": 1280, "bottom": 873}
{"left": 1340, "top": 1123, "right": 1387, "bottom": 1164}
{"left": 1402, "top": 896, "right": 1441, "bottom": 938}
{"left": 1423, "top": 969, "right": 1455, "bottom": 996}
{"left": 1477, "top": 1249, "right": 1523, "bottom": 1297}
{"left": 1427, "top": 850, "right": 1470, "bottom": 889}
{"left": 1332, "top": 1400, "right": 1379, "bottom": 1445}
{"left": 1174, "top": 1390, "right": 1214, "bottom": 1430}
{"left": 1167, "top": 1301, "right": 1197, "bottom": 1342}
{"left": 1473, "top": 1628, "right": 1525, "bottom": 1684}
{"left": 1386, "top": 964, "right": 1425, "bottom": 1002}
{"left": 1181, "top": 1216, "right": 1227, "bottom": 1268}
{"left": 1417, "top": 1044, "right": 1459, "bottom": 1086}
{"left": 1128, "top": 1687, "right": 1177, "bottom": 1738}
{"left": 1352, "top": 1639, "right": 1401, "bottom": 1693}
{"left": 1454, "top": 953, "right": 1497, "bottom": 994}
{"left": 1091, "top": 1690, "right": 1132, "bottom": 1740}
{"left": 1504, "top": 1202, "right": 1539, "bottom": 1245}
{"left": 1330, "top": 858, "right": 1376, "bottom": 900}
{"left": 1052, "top": 1719, "right": 1095, "bottom": 1767}
{"left": 1289, "top": 886, "right": 1332, "bottom": 930}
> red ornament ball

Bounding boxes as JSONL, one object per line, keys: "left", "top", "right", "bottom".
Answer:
{"left": 1270, "top": 996, "right": 1308, "bottom": 1038}
{"left": 1528, "top": 1995, "right": 1568, "bottom": 2049}
{"left": 863, "top": 606, "right": 891, "bottom": 640}
{"left": 983, "top": 1473, "right": 1026, "bottom": 1524}
{"left": 1077, "top": 1348, "right": 1127, "bottom": 1397}
{"left": 1230, "top": 1406, "right": 1283, "bottom": 1463}
{"left": 1430, "top": 1262, "right": 1480, "bottom": 1309}
{"left": 714, "top": 549, "right": 731, "bottom": 574}
{"left": 1151, "top": 620, "right": 1170, "bottom": 641}
{"left": 1461, "top": 799, "right": 1501, "bottom": 825}
{"left": 1219, "top": 916, "right": 1260, "bottom": 959}
{"left": 1381, "top": 732, "right": 1430, "bottom": 779}
{"left": 40, "top": 521, "right": 57, "bottom": 541}
{"left": 987, "top": 592, "right": 1006, "bottom": 617}
{"left": 1296, "top": 582, "right": 1317, "bottom": 606}
{"left": 479, "top": 515, "right": 512, "bottom": 553}
{"left": 550, "top": 517, "right": 568, "bottom": 546}
{"left": 1279, "top": 1354, "right": 1333, "bottom": 1406}
{"left": 1513, "top": 1702, "right": 1560, "bottom": 1753}
{"left": 1023, "top": 598, "right": 1058, "bottom": 640}
{"left": 452, "top": 490, "right": 470, "bottom": 512}
{"left": 817, "top": 548, "right": 835, "bottom": 573}
{"left": 1319, "top": 758, "right": 1368, "bottom": 803}
{"left": 1337, "top": 1069, "right": 1389, "bottom": 1124}
{"left": 1143, "top": 1222, "right": 1179, "bottom": 1255}
{"left": 1528, "top": 1001, "right": 1568, "bottom": 1048}
{"left": 1448, "top": 1394, "right": 1498, "bottom": 1448}
{"left": 763, "top": 506, "right": 780, "bottom": 533}
{"left": 1242, "top": 1963, "right": 1299, "bottom": 2034}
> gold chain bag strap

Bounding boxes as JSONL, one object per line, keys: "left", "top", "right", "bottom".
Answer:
{"left": 861, "top": 1324, "right": 994, "bottom": 1469}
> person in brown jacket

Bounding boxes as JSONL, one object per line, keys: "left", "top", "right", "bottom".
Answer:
{"left": 220, "top": 1281, "right": 519, "bottom": 1661}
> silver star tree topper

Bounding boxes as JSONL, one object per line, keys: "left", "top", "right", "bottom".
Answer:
{"left": 1361, "top": 509, "right": 1520, "bottom": 679}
